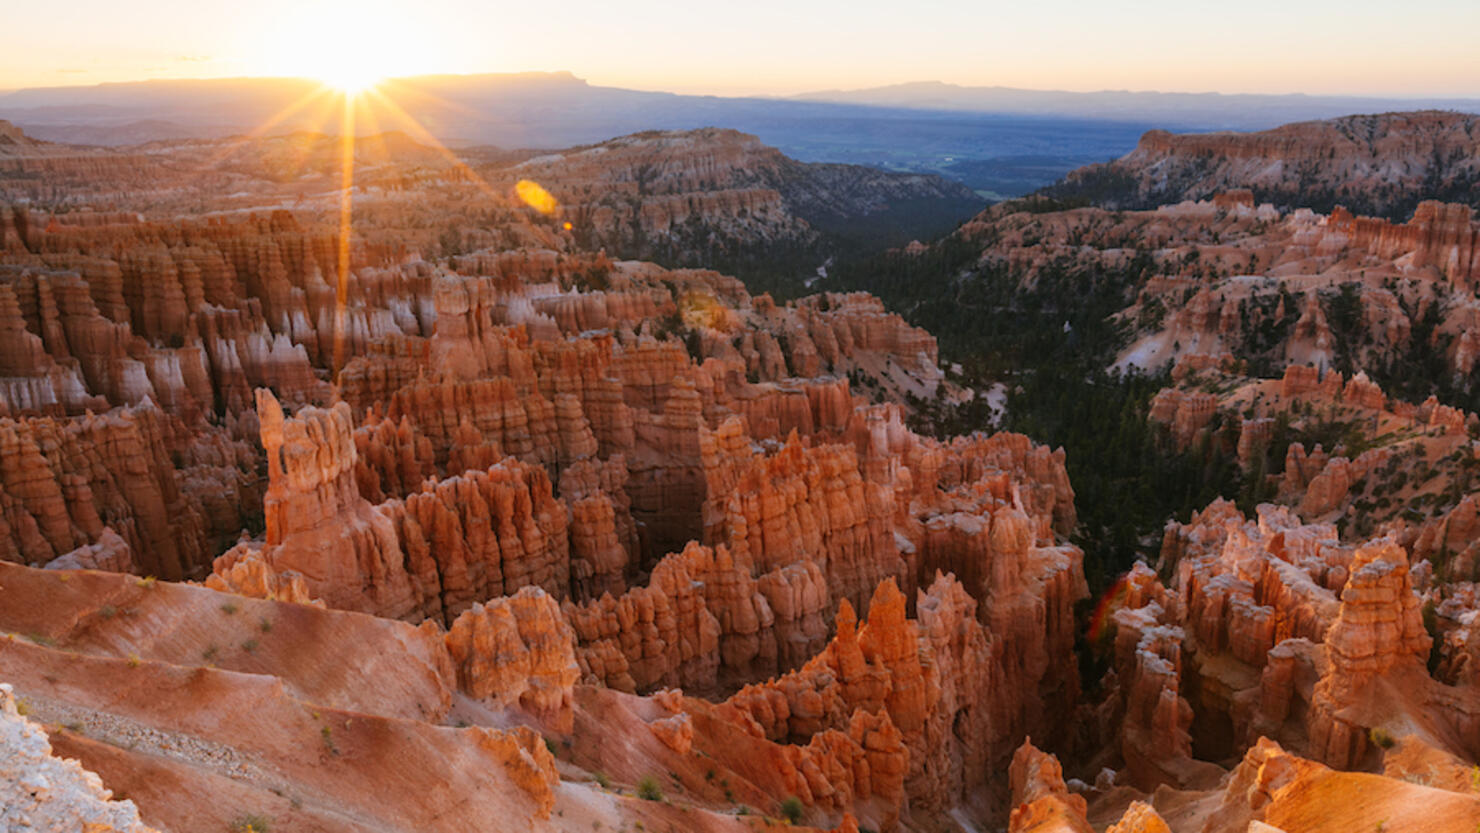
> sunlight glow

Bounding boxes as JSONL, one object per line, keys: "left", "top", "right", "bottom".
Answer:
{"left": 259, "top": 1, "right": 435, "bottom": 92}
{"left": 320, "top": 67, "right": 380, "bottom": 95}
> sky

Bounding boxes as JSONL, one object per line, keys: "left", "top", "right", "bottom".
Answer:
{"left": 3, "top": 0, "right": 1478, "bottom": 98}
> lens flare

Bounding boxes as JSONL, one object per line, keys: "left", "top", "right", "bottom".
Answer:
{"left": 1086, "top": 573, "right": 1132, "bottom": 645}
{"left": 679, "top": 290, "right": 730, "bottom": 330}
{"left": 515, "top": 179, "right": 559, "bottom": 215}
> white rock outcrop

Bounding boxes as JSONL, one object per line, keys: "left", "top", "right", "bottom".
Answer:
{"left": 1, "top": 683, "right": 159, "bottom": 833}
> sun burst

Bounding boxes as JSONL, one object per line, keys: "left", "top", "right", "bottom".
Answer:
{"left": 237, "top": 2, "right": 508, "bottom": 378}
{"left": 259, "top": 1, "right": 427, "bottom": 94}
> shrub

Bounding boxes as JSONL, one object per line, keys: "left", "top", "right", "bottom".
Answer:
{"left": 229, "top": 814, "right": 272, "bottom": 833}
{"left": 779, "top": 796, "right": 803, "bottom": 824}
{"left": 592, "top": 771, "right": 610, "bottom": 789}
{"left": 220, "top": 602, "right": 239, "bottom": 615}
{"left": 636, "top": 774, "right": 663, "bottom": 801}
{"left": 1369, "top": 726, "right": 1395, "bottom": 749}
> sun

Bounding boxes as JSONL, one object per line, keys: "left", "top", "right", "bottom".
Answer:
{"left": 256, "top": 0, "right": 433, "bottom": 93}
{"left": 318, "top": 63, "right": 382, "bottom": 95}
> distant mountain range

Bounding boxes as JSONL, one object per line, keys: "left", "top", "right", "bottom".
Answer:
{"left": 792, "top": 81, "right": 1480, "bottom": 130}
{"left": 5, "top": 72, "right": 1477, "bottom": 200}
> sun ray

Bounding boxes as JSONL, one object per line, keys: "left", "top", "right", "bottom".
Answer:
{"left": 361, "top": 86, "right": 508, "bottom": 203}
{"left": 332, "top": 92, "right": 356, "bottom": 379}
{"left": 355, "top": 96, "right": 392, "bottom": 165}
{"left": 320, "top": 68, "right": 574, "bottom": 381}
{"left": 372, "top": 77, "right": 488, "bottom": 123}
{"left": 202, "top": 84, "right": 337, "bottom": 170}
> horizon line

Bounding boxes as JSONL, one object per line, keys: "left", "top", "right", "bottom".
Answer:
{"left": 3, "top": 71, "right": 1479, "bottom": 103}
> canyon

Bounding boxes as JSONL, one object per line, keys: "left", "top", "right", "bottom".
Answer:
{"left": 2, "top": 111, "right": 1479, "bottom": 833}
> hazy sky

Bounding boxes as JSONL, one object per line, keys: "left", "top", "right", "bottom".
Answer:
{"left": 4, "top": 0, "right": 1478, "bottom": 97}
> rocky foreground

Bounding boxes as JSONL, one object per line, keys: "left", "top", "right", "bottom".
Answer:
{"left": 1, "top": 118, "right": 1479, "bottom": 832}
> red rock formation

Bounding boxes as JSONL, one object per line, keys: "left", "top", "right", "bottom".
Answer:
{"left": 704, "top": 431, "right": 903, "bottom": 615}
{"left": 381, "top": 376, "right": 561, "bottom": 469}
{"left": 1194, "top": 735, "right": 1480, "bottom": 833}
{"left": 386, "top": 457, "right": 571, "bottom": 623}
{"left": 720, "top": 575, "right": 1007, "bottom": 819}
{"left": 1006, "top": 740, "right": 1093, "bottom": 833}
{"left": 1330, "top": 201, "right": 1480, "bottom": 289}
{"left": 352, "top": 412, "right": 437, "bottom": 502}
{"left": 43, "top": 527, "right": 134, "bottom": 572}
{"left": 1308, "top": 540, "right": 1432, "bottom": 768}
{"left": 1111, "top": 598, "right": 1198, "bottom": 788}
{"left": 446, "top": 586, "right": 580, "bottom": 732}
{"left": 212, "top": 388, "right": 418, "bottom": 617}
{"left": 1157, "top": 499, "right": 1480, "bottom": 776}
{"left": 559, "top": 455, "right": 638, "bottom": 598}
{"left": 1342, "top": 371, "right": 1386, "bottom": 411}
{"left": 562, "top": 539, "right": 828, "bottom": 695}
{"left": 0, "top": 404, "right": 212, "bottom": 578}
{"left": 1105, "top": 802, "right": 1171, "bottom": 833}
{"left": 1280, "top": 364, "right": 1323, "bottom": 397}
{"left": 1148, "top": 388, "right": 1218, "bottom": 449}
